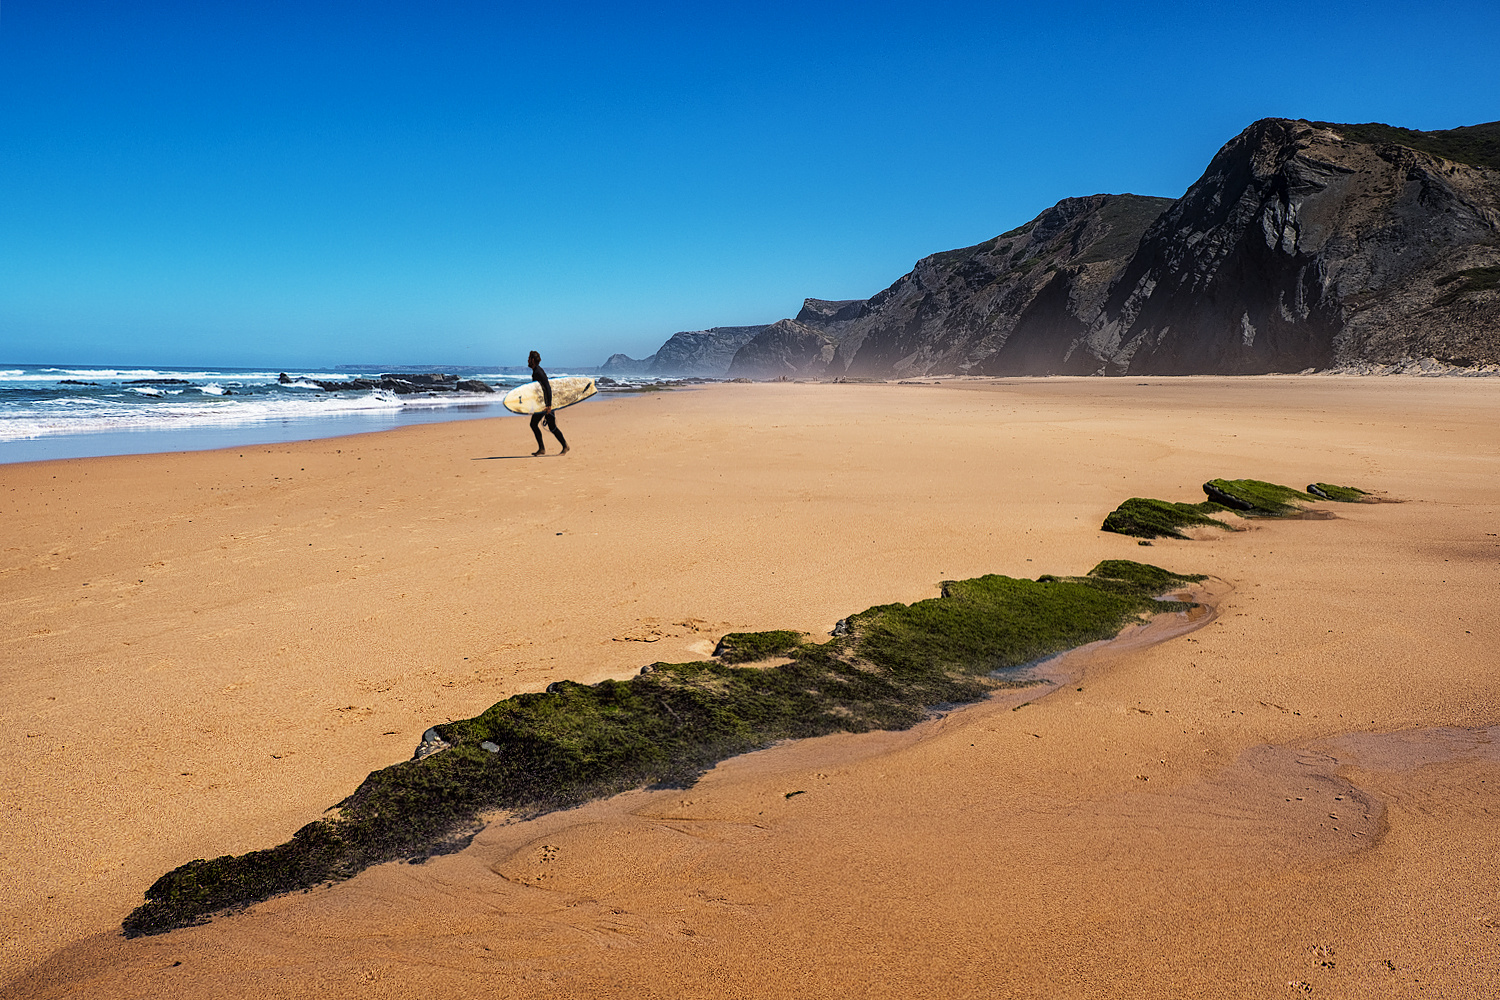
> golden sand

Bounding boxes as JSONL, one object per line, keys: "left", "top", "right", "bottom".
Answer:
{"left": 4, "top": 376, "right": 1498, "bottom": 997}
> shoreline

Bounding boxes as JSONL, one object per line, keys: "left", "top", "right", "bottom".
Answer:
{"left": 4, "top": 377, "right": 1498, "bottom": 995}
{"left": 3, "top": 370, "right": 1496, "bottom": 468}
{"left": 0, "top": 398, "right": 518, "bottom": 465}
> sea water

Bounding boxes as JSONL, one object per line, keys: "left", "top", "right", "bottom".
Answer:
{"left": 0, "top": 364, "right": 550, "bottom": 464}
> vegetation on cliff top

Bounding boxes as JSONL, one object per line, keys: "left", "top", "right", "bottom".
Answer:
{"left": 1313, "top": 120, "right": 1500, "bottom": 172}
{"left": 123, "top": 559, "right": 1203, "bottom": 938}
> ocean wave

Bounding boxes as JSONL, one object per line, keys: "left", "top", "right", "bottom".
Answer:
{"left": 35, "top": 368, "right": 222, "bottom": 379}
{"left": 1, "top": 368, "right": 353, "bottom": 384}
{"left": 0, "top": 389, "right": 449, "bottom": 441}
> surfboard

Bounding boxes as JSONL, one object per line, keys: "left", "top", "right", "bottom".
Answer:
{"left": 501, "top": 375, "right": 597, "bottom": 414}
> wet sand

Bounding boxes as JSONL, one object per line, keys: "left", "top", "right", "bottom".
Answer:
{"left": 3, "top": 376, "right": 1499, "bottom": 997}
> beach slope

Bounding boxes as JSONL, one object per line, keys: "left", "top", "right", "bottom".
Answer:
{"left": 3, "top": 377, "right": 1498, "bottom": 997}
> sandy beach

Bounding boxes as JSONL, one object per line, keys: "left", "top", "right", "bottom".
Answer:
{"left": 3, "top": 377, "right": 1498, "bottom": 997}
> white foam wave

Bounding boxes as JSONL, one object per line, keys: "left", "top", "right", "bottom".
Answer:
{"left": 0, "top": 390, "right": 430, "bottom": 441}
{"left": 198, "top": 384, "right": 228, "bottom": 395}
{"left": 0, "top": 368, "right": 351, "bottom": 384}
{"left": 38, "top": 368, "right": 203, "bottom": 379}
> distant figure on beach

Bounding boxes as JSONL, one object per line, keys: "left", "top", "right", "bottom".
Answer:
{"left": 527, "top": 350, "right": 569, "bottom": 456}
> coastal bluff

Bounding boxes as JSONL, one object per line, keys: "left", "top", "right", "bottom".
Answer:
{"left": 615, "top": 117, "right": 1500, "bottom": 378}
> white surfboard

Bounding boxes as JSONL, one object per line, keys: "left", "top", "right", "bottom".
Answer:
{"left": 502, "top": 376, "right": 597, "bottom": 414}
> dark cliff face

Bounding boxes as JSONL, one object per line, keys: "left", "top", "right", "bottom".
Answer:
{"left": 835, "top": 194, "right": 1174, "bottom": 377}
{"left": 1096, "top": 119, "right": 1500, "bottom": 374}
{"left": 1092, "top": 119, "right": 1349, "bottom": 374}
{"left": 718, "top": 195, "right": 1172, "bottom": 379}
{"left": 976, "top": 195, "right": 1178, "bottom": 375}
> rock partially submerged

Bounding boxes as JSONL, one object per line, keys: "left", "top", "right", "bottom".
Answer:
{"left": 307, "top": 373, "right": 495, "bottom": 394}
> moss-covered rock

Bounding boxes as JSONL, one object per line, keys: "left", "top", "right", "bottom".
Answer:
{"left": 1307, "top": 483, "right": 1369, "bottom": 502}
{"left": 1202, "top": 478, "right": 1316, "bottom": 515}
{"left": 1101, "top": 497, "right": 1234, "bottom": 539}
{"left": 1103, "top": 478, "right": 1377, "bottom": 540}
{"left": 122, "top": 559, "right": 1204, "bottom": 938}
{"left": 713, "top": 630, "right": 805, "bottom": 663}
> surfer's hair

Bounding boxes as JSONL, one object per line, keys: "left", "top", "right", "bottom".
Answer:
{"left": 527, "top": 350, "right": 540, "bottom": 366}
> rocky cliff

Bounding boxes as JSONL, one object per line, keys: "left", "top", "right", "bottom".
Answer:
{"left": 612, "top": 117, "right": 1500, "bottom": 378}
{"left": 601, "top": 325, "right": 767, "bottom": 377}
{"left": 724, "top": 318, "right": 839, "bottom": 378}
{"left": 1084, "top": 118, "right": 1500, "bottom": 374}
{"left": 840, "top": 194, "right": 1175, "bottom": 377}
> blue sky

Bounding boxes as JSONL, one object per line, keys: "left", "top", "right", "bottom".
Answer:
{"left": 1, "top": 1, "right": 1495, "bottom": 368}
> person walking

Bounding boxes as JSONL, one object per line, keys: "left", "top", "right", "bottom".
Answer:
{"left": 527, "top": 350, "right": 569, "bottom": 456}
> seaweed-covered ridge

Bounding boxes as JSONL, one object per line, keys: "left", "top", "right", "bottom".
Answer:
{"left": 123, "top": 559, "right": 1203, "bottom": 938}
{"left": 1102, "top": 477, "right": 1375, "bottom": 539}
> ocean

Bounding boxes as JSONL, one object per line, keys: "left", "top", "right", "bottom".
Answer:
{"left": 0, "top": 363, "right": 560, "bottom": 464}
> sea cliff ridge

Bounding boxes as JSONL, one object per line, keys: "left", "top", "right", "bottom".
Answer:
{"left": 610, "top": 117, "right": 1500, "bottom": 379}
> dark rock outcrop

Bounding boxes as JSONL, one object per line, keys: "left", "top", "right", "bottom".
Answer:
{"left": 309, "top": 373, "right": 496, "bottom": 394}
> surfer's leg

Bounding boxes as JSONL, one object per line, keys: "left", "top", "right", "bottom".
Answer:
{"left": 546, "top": 413, "right": 569, "bottom": 454}
{"left": 529, "top": 413, "right": 546, "bottom": 455}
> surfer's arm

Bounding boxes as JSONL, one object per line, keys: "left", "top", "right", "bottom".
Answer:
{"left": 538, "top": 373, "right": 553, "bottom": 410}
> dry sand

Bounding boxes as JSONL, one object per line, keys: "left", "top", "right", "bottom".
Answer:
{"left": 3, "top": 376, "right": 1498, "bottom": 997}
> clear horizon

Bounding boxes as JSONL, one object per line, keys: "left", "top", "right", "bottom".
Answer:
{"left": 2, "top": 0, "right": 1496, "bottom": 370}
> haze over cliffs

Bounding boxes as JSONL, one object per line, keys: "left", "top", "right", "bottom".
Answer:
{"left": 606, "top": 118, "right": 1500, "bottom": 378}
{"left": 601, "top": 325, "right": 767, "bottom": 378}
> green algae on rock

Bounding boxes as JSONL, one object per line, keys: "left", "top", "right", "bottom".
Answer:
{"left": 122, "top": 560, "right": 1204, "bottom": 939}
{"left": 1101, "top": 497, "right": 1235, "bottom": 539}
{"left": 1103, "top": 478, "right": 1377, "bottom": 539}
{"left": 1306, "top": 483, "right": 1370, "bottom": 502}
{"left": 712, "top": 630, "right": 804, "bottom": 663}
{"left": 1200, "top": 478, "right": 1316, "bottom": 515}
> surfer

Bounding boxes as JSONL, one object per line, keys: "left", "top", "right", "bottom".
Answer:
{"left": 527, "top": 350, "right": 569, "bottom": 456}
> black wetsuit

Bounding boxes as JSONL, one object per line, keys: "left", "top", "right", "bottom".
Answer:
{"left": 529, "top": 364, "right": 568, "bottom": 452}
